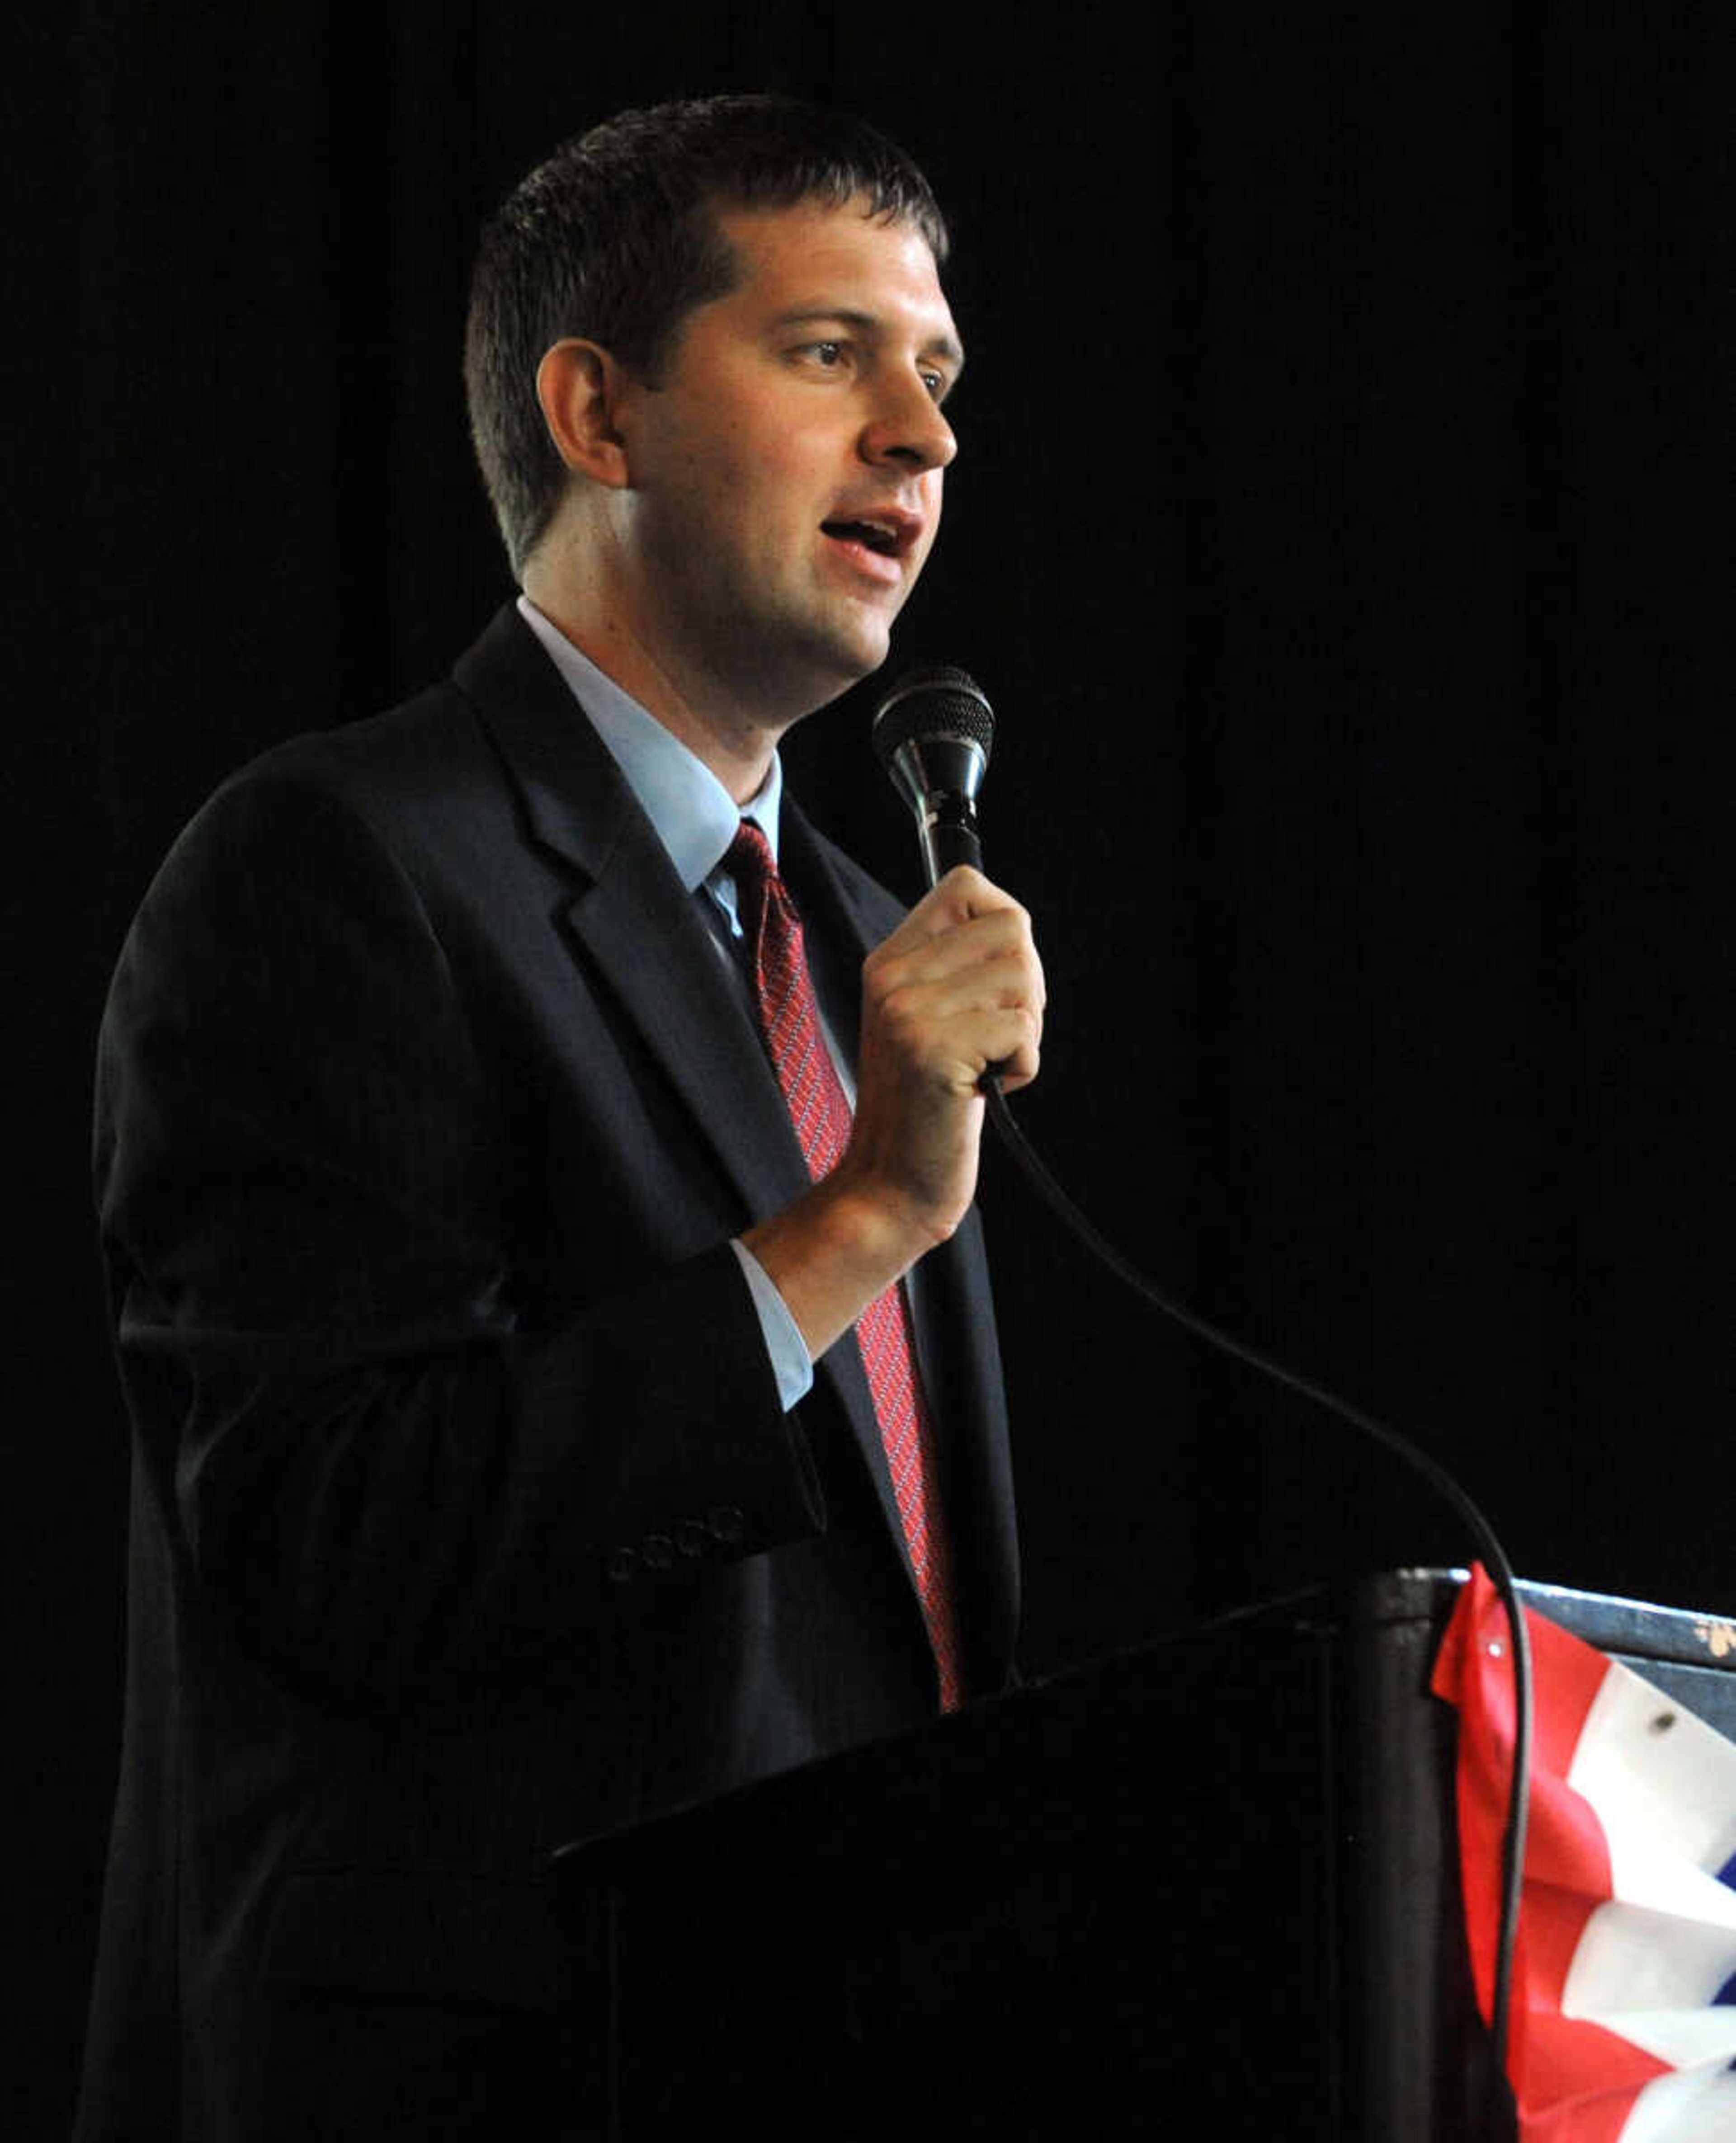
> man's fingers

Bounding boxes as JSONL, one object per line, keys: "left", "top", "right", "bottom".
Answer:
{"left": 879, "top": 955, "right": 1043, "bottom": 1042}
{"left": 871, "top": 979, "right": 1042, "bottom": 1096}
{"left": 970, "top": 1003, "right": 1042, "bottom": 1088}
{"left": 884, "top": 864, "right": 1027, "bottom": 943}
{"left": 869, "top": 894, "right": 1043, "bottom": 1000}
{"left": 863, "top": 868, "right": 1045, "bottom": 1104}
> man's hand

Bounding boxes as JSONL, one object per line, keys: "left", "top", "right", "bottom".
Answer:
{"left": 844, "top": 865, "right": 1043, "bottom": 1240}
{"left": 742, "top": 867, "right": 1044, "bottom": 1359}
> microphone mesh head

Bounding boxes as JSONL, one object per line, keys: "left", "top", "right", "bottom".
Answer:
{"left": 871, "top": 665, "right": 995, "bottom": 769}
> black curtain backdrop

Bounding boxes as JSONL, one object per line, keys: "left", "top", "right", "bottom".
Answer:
{"left": 12, "top": 4, "right": 1736, "bottom": 2129}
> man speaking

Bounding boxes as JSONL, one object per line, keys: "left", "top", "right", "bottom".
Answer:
{"left": 76, "top": 94, "right": 1043, "bottom": 2139}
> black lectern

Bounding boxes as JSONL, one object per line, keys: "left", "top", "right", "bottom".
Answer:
{"left": 550, "top": 1571, "right": 1736, "bottom": 2140}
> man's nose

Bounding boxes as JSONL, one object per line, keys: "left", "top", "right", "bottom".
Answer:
{"left": 860, "top": 374, "right": 957, "bottom": 472}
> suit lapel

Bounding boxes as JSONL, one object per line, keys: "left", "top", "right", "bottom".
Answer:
{"left": 455, "top": 607, "right": 810, "bottom": 1226}
{"left": 454, "top": 607, "right": 947, "bottom": 1653}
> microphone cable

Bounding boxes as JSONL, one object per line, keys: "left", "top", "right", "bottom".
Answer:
{"left": 872, "top": 660, "right": 1531, "bottom": 2133}
{"left": 982, "top": 1073, "right": 1530, "bottom": 2131}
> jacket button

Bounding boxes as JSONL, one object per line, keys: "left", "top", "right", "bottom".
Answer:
{"left": 706, "top": 1505, "right": 745, "bottom": 1545}
{"left": 605, "top": 1546, "right": 639, "bottom": 1585}
{"left": 642, "top": 1534, "right": 675, "bottom": 1571}
{"left": 674, "top": 1520, "right": 708, "bottom": 1559}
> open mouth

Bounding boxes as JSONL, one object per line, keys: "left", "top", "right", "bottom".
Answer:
{"left": 821, "top": 518, "right": 908, "bottom": 559}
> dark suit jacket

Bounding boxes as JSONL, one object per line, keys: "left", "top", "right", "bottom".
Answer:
{"left": 76, "top": 606, "right": 1018, "bottom": 2141}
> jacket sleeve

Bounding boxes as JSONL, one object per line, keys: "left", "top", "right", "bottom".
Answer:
{"left": 95, "top": 764, "right": 826, "bottom": 1709}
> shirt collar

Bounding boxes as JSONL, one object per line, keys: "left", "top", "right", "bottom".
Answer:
{"left": 516, "top": 594, "right": 781, "bottom": 886}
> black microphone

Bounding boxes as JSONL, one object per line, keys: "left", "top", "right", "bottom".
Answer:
{"left": 871, "top": 665, "right": 995, "bottom": 888}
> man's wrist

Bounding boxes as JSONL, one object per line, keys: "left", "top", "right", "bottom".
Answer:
{"left": 741, "top": 1171, "right": 938, "bottom": 1361}
{"left": 729, "top": 1238, "right": 816, "bottom": 1411}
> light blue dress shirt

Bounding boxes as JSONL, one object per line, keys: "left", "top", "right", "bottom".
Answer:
{"left": 516, "top": 595, "right": 826, "bottom": 1410}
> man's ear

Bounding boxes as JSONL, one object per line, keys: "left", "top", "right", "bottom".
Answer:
{"left": 535, "top": 339, "right": 637, "bottom": 490}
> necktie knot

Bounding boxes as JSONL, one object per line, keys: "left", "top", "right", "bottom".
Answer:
{"left": 726, "top": 816, "right": 774, "bottom": 882}
{"left": 726, "top": 820, "right": 778, "bottom": 942}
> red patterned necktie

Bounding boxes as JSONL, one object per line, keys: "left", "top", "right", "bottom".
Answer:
{"left": 726, "top": 821, "right": 962, "bottom": 1711}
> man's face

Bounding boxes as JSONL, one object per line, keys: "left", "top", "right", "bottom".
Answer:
{"left": 610, "top": 195, "right": 962, "bottom": 726}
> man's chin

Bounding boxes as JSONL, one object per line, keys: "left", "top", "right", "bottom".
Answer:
{"left": 722, "top": 590, "right": 904, "bottom": 722}
{"left": 783, "top": 620, "right": 898, "bottom": 716}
